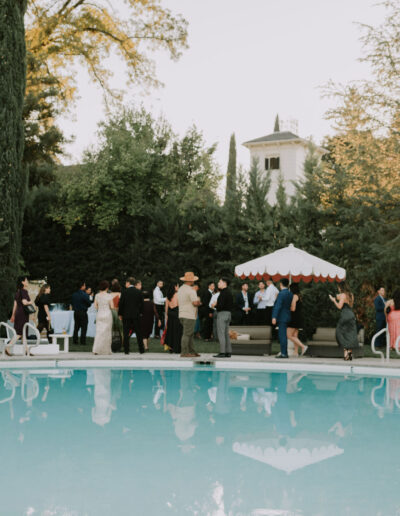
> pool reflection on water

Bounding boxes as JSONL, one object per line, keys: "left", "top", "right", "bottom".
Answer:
{"left": 0, "top": 368, "right": 399, "bottom": 516}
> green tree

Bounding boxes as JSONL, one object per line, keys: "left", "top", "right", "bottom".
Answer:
{"left": 51, "top": 108, "right": 219, "bottom": 231}
{"left": 224, "top": 133, "right": 237, "bottom": 207}
{"left": 292, "top": 143, "right": 326, "bottom": 253}
{"left": 243, "top": 157, "right": 274, "bottom": 256}
{"left": 24, "top": 51, "right": 65, "bottom": 188}
{"left": 22, "top": 0, "right": 189, "bottom": 191}
{"left": 26, "top": 0, "right": 188, "bottom": 105}
{"left": 0, "top": 0, "right": 28, "bottom": 321}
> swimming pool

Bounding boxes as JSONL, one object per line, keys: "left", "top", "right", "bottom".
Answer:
{"left": 0, "top": 367, "right": 399, "bottom": 515}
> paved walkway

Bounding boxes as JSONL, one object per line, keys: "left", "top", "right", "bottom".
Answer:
{"left": 1, "top": 352, "right": 399, "bottom": 376}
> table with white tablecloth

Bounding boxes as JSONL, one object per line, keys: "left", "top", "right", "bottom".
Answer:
{"left": 50, "top": 310, "right": 96, "bottom": 338}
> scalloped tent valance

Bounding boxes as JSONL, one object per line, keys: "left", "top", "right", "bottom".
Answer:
{"left": 234, "top": 244, "right": 346, "bottom": 283}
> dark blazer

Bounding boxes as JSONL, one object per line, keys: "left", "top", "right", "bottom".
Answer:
{"left": 71, "top": 290, "right": 92, "bottom": 312}
{"left": 200, "top": 289, "right": 213, "bottom": 317}
{"left": 118, "top": 287, "right": 144, "bottom": 319}
{"left": 272, "top": 288, "right": 293, "bottom": 323}
{"left": 374, "top": 296, "right": 386, "bottom": 322}
{"left": 236, "top": 291, "right": 253, "bottom": 311}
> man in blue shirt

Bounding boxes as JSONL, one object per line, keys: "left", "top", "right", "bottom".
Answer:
{"left": 374, "top": 287, "right": 386, "bottom": 348}
{"left": 272, "top": 278, "right": 293, "bottom": 358}
{"left": 71, "top": 281, "right": 92, "bottom": 346}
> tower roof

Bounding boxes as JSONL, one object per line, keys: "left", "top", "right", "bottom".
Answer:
{"left": 243, "top": 131, "right": 302, "bottom": 145}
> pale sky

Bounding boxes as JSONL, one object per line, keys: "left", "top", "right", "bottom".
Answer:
{"left": 59, "top": 0, "right": 386, "bottom": 176}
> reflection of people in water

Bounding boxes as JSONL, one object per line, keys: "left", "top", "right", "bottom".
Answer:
{"left": 151, "top": 370, "right": 166, "bottom": 411}
{"left": 92, "top": 369, "right": 115, "bottom": 426}
{"left": 167, "top": 371, "right": 197, "bottom": 450}
{"left": 252, "top": 388, "right": 277, "bottom": 416}
{"left": 328, "top": 377, "right": 360, "bottom": 439}
{"left": 271, "top": 373, "right": 298, "bottom": 438}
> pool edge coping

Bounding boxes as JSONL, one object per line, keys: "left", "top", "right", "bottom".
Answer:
{"left": 1, "top": 357, "right": 400, "bottom": 378}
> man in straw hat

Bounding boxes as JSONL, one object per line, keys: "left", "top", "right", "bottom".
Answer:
{"left": 177, "top": 272, "right": 202, "bottom": 357}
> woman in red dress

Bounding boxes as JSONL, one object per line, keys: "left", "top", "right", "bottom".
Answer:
{"left": 385, "top": 289, "right": 400, "bottom": 350}
{"left": 8, "top": 276, "right": 35, "bottom": 355}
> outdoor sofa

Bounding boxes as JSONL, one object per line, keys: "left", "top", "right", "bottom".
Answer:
{"left": 229, "top": 325, "right": 272, "bottom": 356}
{"left": 305, "top": 327, "right": 364, "bottom": 358}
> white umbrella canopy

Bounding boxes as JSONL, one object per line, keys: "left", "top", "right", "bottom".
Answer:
{"left": 233, "top": 438, "right": 344, "bottom": 474}
{"left": 234, "top": 244, "right": 346, "bottom": 283}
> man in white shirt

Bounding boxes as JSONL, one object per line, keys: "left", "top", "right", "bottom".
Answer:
{"left": 253, "top": 281, "right": 269, "bottom": 325}
{"left": 153, "top": 280, "right": 166, "bottom": 337}
{"left": 265, "top": 279, "right": 279, "bottom": 325}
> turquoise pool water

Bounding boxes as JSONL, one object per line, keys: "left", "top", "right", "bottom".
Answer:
{"left": 0, "top": 367, "right": 399, "bottom": 515}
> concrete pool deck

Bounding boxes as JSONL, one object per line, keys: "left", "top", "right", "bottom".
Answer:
{"left": 1, "top": 352, "right": 400, "bottom": 377}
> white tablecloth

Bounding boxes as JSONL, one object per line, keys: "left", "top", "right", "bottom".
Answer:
{"left": 51, "top": 310, "right": 96, "bottom": 338}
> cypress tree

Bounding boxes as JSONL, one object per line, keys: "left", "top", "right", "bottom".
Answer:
{"left": 224, "top": 133, "right": 237, "bottom": 206}
{"left": 244, "top": 157, "right": 273, "bottom": 251}
{"left": 0, "top": 0, "right": 28, "bottom": 321}
{"left": 274, "top": 114, "right": 280, "bottom": 132}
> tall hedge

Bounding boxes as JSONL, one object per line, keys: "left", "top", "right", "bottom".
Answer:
{"left": 0, "top": 0, "right": 27, "bottom": 320}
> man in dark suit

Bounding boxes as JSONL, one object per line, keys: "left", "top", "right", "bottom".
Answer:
{"left": 235, "top": 282, "right": 253, "bottom": 325}
{"left": 118, "top": 277, "right": 145, "bottom": 354}
{"left": 200, "top": 281, "right": 215, "bottom": 340}
{"left": 272, "top": 278, "right": 293, "bottom": 359}
{"left": 374, "top": 287, "right": 386, "bottom": 348}
{"left": 71, "top": 281, "right": 92, "bottom": 346}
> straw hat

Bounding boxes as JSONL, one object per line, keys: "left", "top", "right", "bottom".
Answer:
{"left": 180, "top": 271, "right": 199, "bottom": 282}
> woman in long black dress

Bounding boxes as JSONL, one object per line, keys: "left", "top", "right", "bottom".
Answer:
{"left": 35, "top": 284, "right": 52, "bottom": 339}
{"left": 329, "top": 281, "right": 359, "bottom": 360}
{"left": 164, "top": 283, "right": 182, "bottom": 354}
{"left": 141, "top": 291, "right": 161, "bottom": 352}
{"left": 287, "top": 283, "right": 308, "bottom": 356}
{"left": 8, "top": 276, "right": 35, "bottom": 355}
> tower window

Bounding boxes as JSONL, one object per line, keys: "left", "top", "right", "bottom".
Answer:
{"left": 270, "top": 157, "right": 280, "bottom": 170}
{"left": 265, "top": 156, "right": 280, "bottom": 170}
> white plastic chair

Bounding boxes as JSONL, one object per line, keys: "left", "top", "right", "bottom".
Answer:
{"left": 22, "top": 322, "right": 42, "bottom": 355}
{"left": 0, "top": 322, "right": 17, "bottom": 356}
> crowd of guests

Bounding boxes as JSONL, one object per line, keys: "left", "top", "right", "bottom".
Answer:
{"left": 4, "top": 274, "right": 400, "bottom": 360}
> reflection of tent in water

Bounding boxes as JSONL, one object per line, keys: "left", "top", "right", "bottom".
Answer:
{"left": 233, "top": 438, "right": 343, "bottom": 474}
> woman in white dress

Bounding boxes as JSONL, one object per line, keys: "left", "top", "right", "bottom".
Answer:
{"left": 92, "top": 280, "right": 113, "bottom": 355}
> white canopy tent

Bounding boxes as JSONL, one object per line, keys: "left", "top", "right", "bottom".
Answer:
{"left": 234, "top": 244, "right": 346, "bottom": 283}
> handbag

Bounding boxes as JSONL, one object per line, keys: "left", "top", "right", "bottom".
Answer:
{"left": 24, "top": 304, "right": 36, "bottom": 315}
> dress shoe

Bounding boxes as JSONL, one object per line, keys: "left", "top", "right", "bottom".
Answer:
{"left": 225, "top": 353, "right": 231, "bottom": 358}
{"left": 213, "top": 353, "right": 226, "bottom": 358}
{"left": 193, "top": 353, "right": 201, "bottom": 357}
